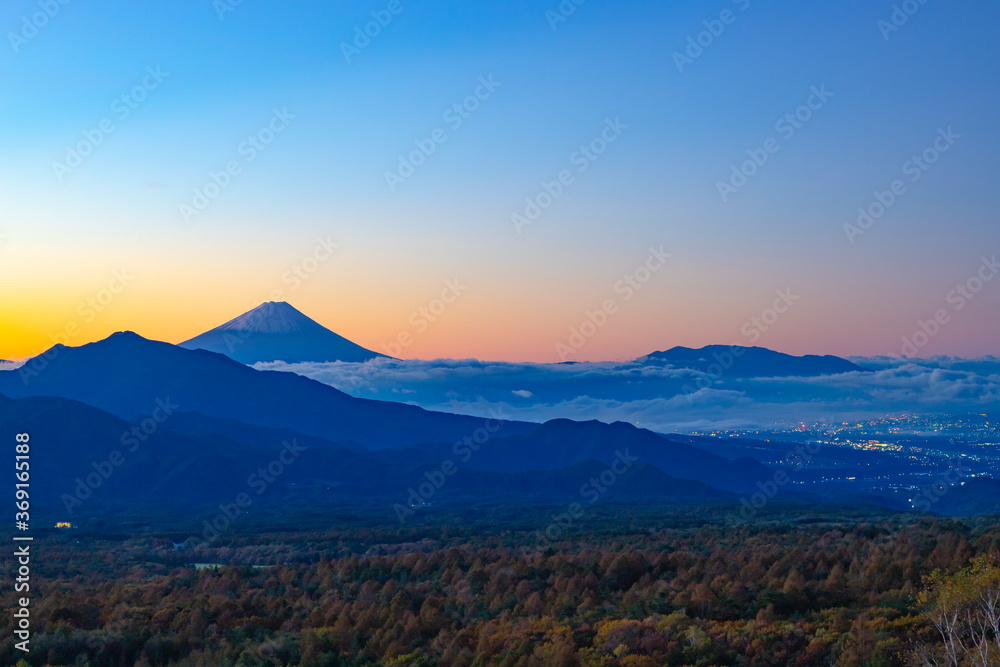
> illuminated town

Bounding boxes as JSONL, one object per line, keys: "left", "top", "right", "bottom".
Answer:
{"left": 692, "top": 413, "right": 999, "bottom": 509}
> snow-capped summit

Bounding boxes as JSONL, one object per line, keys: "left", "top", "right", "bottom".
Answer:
{"left": 213, "top": 301, "right": 316, "bottom": 334}
{"left": 179, "top": 302, "right": 388, "bottom": 364}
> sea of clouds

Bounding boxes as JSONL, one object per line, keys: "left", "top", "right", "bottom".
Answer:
{"left": 254, "top": 355, "right": 1000, "bottom": 432}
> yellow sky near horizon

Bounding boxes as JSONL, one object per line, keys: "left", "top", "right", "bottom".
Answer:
{"left": 3, "top": 229, "right": 998, "bottom": 363}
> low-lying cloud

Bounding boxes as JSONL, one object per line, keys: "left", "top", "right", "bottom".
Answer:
{"left": 254, "top": 356, "right": 1000, "bottom": 432}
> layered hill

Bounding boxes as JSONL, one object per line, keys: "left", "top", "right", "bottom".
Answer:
{"left": 0, "top": 393, "right": 737, "bottom": 523}
{"left": 377, "top": 418, "right": 775, "bottom": 494}
{"left": 0, "top": 332, "right": 532, "bottom": 449}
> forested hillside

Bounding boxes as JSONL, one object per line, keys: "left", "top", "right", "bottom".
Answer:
{"left": 3, "top": 506, "right": 997, "bottom": 666}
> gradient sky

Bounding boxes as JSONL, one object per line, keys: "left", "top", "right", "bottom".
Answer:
{"left": 1, "top": 0, "right": 998, "bottom": 362}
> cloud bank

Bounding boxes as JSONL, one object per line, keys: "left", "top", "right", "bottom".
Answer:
{"left": 255, "top": 357, "right": 1000, "bottom": 432}
{"left": 252, "top": 355, "right": 1000, "bottom": 432}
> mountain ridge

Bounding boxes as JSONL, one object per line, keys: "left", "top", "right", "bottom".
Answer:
{"left": 0, "top": 331, "right": 534, "bottom": 449}
{"left": 0, "top": 392, "right": 740, "bottom": 522}
{"left": 638, "top": 344, "right": 866, "bottom": 377}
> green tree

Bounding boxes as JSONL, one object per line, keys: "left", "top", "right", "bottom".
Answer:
{"left": 916, "top": 555, "right": 1000, "bottom": 666}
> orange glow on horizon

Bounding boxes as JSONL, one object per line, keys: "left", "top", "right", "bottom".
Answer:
{"left": 3, "top": 297, "right": 990, "bottom": 365}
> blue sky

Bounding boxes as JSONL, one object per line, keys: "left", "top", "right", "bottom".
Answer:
{"left": 2, "top": 0, "right": 998, "bottom": 361}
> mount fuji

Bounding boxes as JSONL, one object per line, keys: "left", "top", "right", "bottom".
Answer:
{"left": 179, "top": 301, "right": 388, "bottom": 364}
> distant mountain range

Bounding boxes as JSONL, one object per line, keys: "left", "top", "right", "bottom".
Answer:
{"left": 0, "top": 390, "right": 743, "bottom": 522}
{"left": 0, "top": 332, "right": 787, "bottom": 521}
{"left": 377, "top": 418, "right": 772, "bottom": 494}
{"left": 0, "top": 331, "right": 532, "bottom": 449}
{"left": 176, "top": 304, "right": 866, "bottom": 379}
{"left": 0, "top": 324, "right": 923, "bottom": 526}
{"left": 180, "top": 301, "right": 387, "bottom": 364}
{"left": 638, "top": 345, "right": 866, "bottom": 377}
